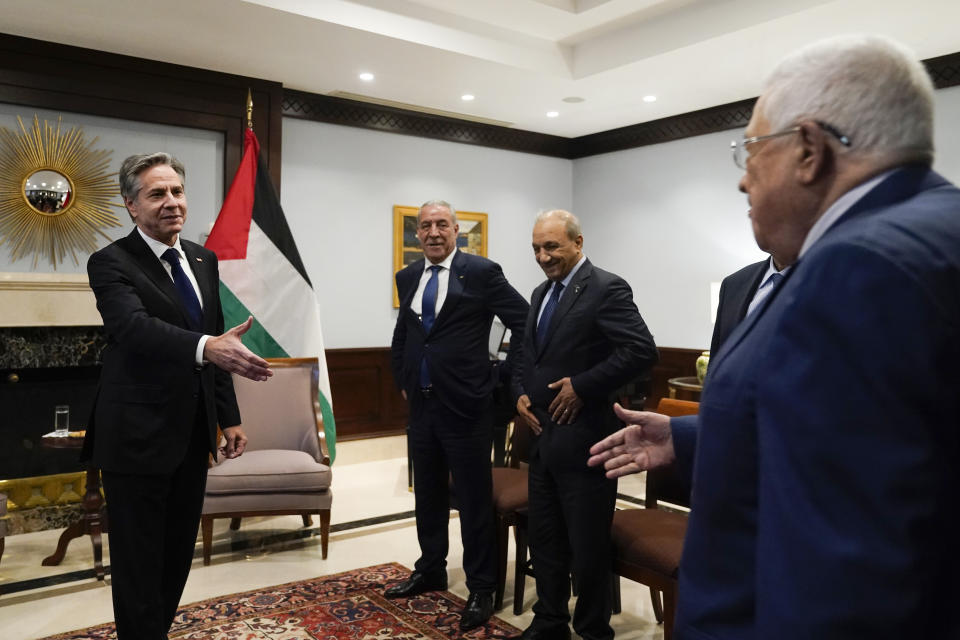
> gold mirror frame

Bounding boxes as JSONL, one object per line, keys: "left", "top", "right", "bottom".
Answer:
{"left": 0, "top": 115, "right": 121, "bottom": 269}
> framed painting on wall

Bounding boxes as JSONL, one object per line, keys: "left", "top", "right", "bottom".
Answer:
{"left": 392, "top": 204, "right": 488, "bottom": 307}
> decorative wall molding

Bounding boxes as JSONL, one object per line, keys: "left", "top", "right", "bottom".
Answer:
{"left": 283, "top": 50, "right": 960, "bottom": 160}
{"left": 282, "top": 90, "right": 571, "bottom": 158}
{"left": 0, "top": 32, "right": 284, "bottom": 191}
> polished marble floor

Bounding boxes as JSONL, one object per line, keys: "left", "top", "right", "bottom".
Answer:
{"left": 0, "top": 435, "right": 663, "bottom": 639}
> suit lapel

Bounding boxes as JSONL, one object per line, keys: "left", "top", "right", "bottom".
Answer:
{"left": 399, "top": 259, "right": 426, "bottom": 336}
{"left": 431, "top": 251, "right": 465, "bottom": 332}
{"left": 120, "top": 229, "right": 192, "bottom": 324}
{"left": 182, "top": 240, "right": 215, "bottom": 332}
{"left": 536, "top": 260, "right": 592, "bottom": 358}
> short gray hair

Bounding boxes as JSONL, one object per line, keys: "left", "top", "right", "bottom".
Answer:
{"left": 418, "top": 199, "right": 457, "bottom": 224}
{"left": 119, "top": 152, "right": 186, "bottom": 202}
{"left": 761, "top": 34, "right": 935, "bottom": 165}
{"left": 535, "top": 209, "right": 581, "bottom": 240}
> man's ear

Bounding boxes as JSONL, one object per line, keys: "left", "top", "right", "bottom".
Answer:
{"left": 795, "top": 120, "right": 831, "bottom": 185}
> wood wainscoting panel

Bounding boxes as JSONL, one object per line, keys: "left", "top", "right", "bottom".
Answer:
{"left": 325, "top": 346, "right": 702, "bottom": 440}
{"left": 648, "top": 347, "right": 704, "bottom": 408}
{"left": 326, "top": 348, "right": 407, "bottom": 440}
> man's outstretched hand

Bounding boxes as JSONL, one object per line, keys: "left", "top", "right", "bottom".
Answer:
{"left": 587, "top": 403, "right": 675, "bottom": 478}
{"left": 203, "top": 316, "right": 273, "bottom": 381}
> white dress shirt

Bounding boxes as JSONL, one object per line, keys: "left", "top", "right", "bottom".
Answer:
{"left": 412, "top": 248, "right": 457, "bottom": 318}
{"left": 536, "top": 254, "right": 587, "bottom": 325}
{"left": 136, "top": 227, "right": 209, "bottom": 364}
{"left": 745, "top": 258, "right": 791, "bottom": 317}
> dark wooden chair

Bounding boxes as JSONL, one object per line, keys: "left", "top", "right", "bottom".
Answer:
{"left": 200, "top": 358, "right": 332, "bottom": 565}
{"left": 449, "top": 413, "right": 532, "bottom": 611}
{"left": 609, "top": 397, "right": 698, "bottom": 640}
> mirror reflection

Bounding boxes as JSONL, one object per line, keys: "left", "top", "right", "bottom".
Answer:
{"left": 24, "top": 169, "right": 72, "bottom": 214}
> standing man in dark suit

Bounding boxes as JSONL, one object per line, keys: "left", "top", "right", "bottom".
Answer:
{"left": 85, "top": 152, "right": 272, "bottom": 640}
{"left": 513, "top": 209, "right": 658, "bottom": 640}
{"left": 388, "top": 200, "right": 529, "bottom": 631}
{"left": 710, "top": 256, "right": 786, "bottom": 357}
{"left": 590, "top": 35, "right": 960, "bottom": 639}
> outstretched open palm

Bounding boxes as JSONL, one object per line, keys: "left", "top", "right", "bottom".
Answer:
{"left": 587, "top": 403, "right": 675, "bottom": 478}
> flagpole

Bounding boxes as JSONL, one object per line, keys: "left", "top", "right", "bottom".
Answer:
{"left": 246, "top": 88, "right": 253, "bottom": 130}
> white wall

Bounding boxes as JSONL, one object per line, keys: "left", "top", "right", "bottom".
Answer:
{"left": 574, "top": 84, "right": 960, "bottom": 349}
{"left": 0, "top": 104, "right": 223, "bottom": 274}
{"left": 281, "top": 119, "right": 572, "bottom": 349}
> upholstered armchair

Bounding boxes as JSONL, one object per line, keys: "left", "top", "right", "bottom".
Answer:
{"left": 200, "top": 357, "right": 332, "bottom": 565}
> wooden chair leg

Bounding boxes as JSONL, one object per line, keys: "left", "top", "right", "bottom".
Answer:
{"left": 229, "top": 517, "right": 241, "bottom": 531}
{"left": 611, "top": 572, "right": 622, "bottom": 614}
{"left": 0, "top": 536, "right": 5, "bottom": 566}
{"left": 494, "top": 516, "right": 509, "bottom": 611}
{"left": 513, "top": 520, "right": 529, "bottom": 615}
{"left": 302, "top": 514, "right": 313, "bottom": 527}
{"left": 663, "top": 585, "right": 677, "bottom": 640}
{"left": 201, "top": 516, "right": 213, "bottom": 566}
{"left": 650, "top": 587, "right": 664, "bottom": 624}
{"left": 318, "top": 509, "right": 331, "bottom": 559}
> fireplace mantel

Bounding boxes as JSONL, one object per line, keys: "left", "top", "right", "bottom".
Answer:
{"left": 0, "top": 272, "right": 102, "bottom": 327}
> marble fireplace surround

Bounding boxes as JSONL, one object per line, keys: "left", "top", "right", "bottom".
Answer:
{"left": 1, "top": 272, "right": 104, "bottom": 534}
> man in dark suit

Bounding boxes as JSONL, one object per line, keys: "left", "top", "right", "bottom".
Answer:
{"left": 388, "top": 200, "right": 528, "bottom": 631}
{"left": 85, "top": 152, "right": 272, "bottom": 640}
{"left": 709, "top": 259, "right": 766, "bottom": 356}
{"left": 590, "top": 35, "right": 960, "bottom": 639}
{"left": 512, "top": 209, "right": 658, "bottom": 640}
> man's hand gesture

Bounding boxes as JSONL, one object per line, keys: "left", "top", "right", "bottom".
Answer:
{"left": 587, "top": 403, "right": 675, "bottom": 478}
{"left": 203, "top": 316, "right": 273, "bottom": 381}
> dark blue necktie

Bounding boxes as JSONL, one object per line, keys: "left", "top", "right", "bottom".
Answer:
{"left": 537, "top": 282, "right": 564, "bottom": 345}
{"left": 420, "top": 265, "right": 441, "bottom": 386}
{"left": 161, "top": 248, "right": 203, "bottom": 330}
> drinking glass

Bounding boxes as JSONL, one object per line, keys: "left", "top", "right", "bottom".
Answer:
{"left": 54, "top": 404, "right": 70, "bottom": 437}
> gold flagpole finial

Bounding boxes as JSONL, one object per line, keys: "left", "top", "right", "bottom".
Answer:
{"left": 246, "top": 89, "right": 254, "bottom": 130}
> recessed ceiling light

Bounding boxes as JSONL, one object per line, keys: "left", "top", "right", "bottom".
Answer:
{"left": 358, "top": 72, "right": 374, "bottom": 82}
{"left": 562, "top": 96, "right": 585, "bottom": 103}
{"left": 643, "top": 95, "right": 657, "bottom": 103}
{"left": 461, "top": 94, "right": 475, "bottom": 101}
{"left": 546, "top": 111, "right": 559, "bottom": 118}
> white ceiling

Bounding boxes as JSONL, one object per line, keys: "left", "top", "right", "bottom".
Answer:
{"left": 2, "top": 0, "right": 958, "bottom": 137}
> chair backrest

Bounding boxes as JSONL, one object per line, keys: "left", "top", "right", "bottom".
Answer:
{"left": 645, "top": 398, "right": 700, "bottom": 509}
{"left": 505, "top": 414, "right": 535, "bottom": 468}
{"left": 230, "top": 357, "right": 327, "bottom": 463}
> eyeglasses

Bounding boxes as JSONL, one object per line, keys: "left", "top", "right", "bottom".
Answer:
{"left": 731, "top": 121, "right": 851, "bottom": 170}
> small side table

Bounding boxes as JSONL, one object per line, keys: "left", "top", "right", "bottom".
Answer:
{"left": 40, "top": 434, "right": 108, "bottom": 580}
{"left": 667, "top": 376, "right": 703, "bottom": 400}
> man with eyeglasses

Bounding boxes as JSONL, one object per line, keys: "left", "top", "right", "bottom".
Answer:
{"left": 388, "top": 200, "right": 529, "bottom": 631}
{"left": 589, "top": 34, "right": 960, "bottom": 639}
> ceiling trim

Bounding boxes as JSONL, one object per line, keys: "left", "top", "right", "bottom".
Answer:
{"left": 282, "top": 89, "right": 571, "bottom": 158}
{"left": 283, "top": 50, "right": 960, "bottom": 160}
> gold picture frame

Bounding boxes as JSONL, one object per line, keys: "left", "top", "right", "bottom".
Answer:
{"left": 392, "top": 204, "right": 488, "bottom": 307}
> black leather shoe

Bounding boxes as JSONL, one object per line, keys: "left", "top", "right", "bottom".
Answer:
{"left": 459, "top": 591, "right": 494, "bottom": 631}
{"left": 383, "top": 572, "right": 447, "bottom": 598}
{"left": 508, "top": 626, "right": 572, "bottom": 640}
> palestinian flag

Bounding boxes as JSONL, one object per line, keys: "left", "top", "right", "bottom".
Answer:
{"left": 205, "top": 128, "right": 336, "bottom": 461}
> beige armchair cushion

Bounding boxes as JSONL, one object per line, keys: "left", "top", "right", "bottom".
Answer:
{"left": 206, "top": 450, "right": 331, "bottom": 494}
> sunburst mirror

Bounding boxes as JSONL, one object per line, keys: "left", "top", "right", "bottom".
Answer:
{"left": 0, "top": 115, "right": 122, "bottom": 269}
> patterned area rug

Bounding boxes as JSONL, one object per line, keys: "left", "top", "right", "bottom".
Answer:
{"left": 41, "top": 563, "right": 520, "bottom": 639}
